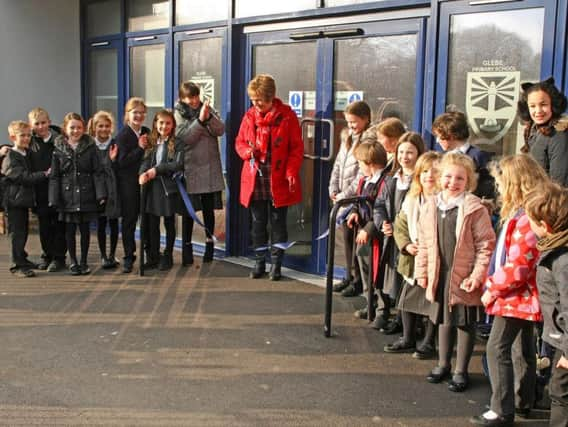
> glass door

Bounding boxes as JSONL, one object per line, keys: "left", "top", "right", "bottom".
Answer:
{"left": 126, "top": 34, "right": 172, "bottom": 126}
{"left": 434, "top": 0, "right": 557, "bottom": 158}
{"left": 245, "top": 17, "right": 426, "bottom": 275}
{"left": 84, "top": 39, "right": 124, "bottom": 124}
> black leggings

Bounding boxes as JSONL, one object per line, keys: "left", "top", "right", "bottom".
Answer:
{"left": 97, "top": 216, "right": 119, "bottom": 258}
{"left": 66, "top": 222, "right": 91, "bottom": 265}
{"left": 147, "top": 214, "right": 176, "bottom": 261}
{"left": 402, "top": 311, "right": 436, "bottom": 347}
{"left": 183, "top": 192, "right": 216, "bottom": 242}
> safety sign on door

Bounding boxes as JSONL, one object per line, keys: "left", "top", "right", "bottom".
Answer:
{"left": 289, "top": 91, "right": 303, "bottom": 117}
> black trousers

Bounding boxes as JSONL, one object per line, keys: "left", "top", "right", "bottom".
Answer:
{"left": 249, "top": 200, "right": 287, "bottom": 254}
{"left": 147, "top": 214, "right": 175, "bottom": 262}
{"left": 7, "top": 207, "right": 29, "bottom": 270}
{"left": 37, "top": 209, "right": 66, "bottom": 262}
{"left": 183, "top": 192, "right": 216, "bottom": 242}
{"left": 550, "top": 350, "right": 568, "bottom": 427}
{"left": 342, "top": 223, "right": 361, "bottom": 283}
{"left": 120, "top": 184, "right": 140, "bottom": 261}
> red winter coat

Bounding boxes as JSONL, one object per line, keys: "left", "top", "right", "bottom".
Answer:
{"left": 235, "top": 98, "right": 303, "bottom": 208}
{"left": 484, "top": 213, "right": 542, "bottom": 321}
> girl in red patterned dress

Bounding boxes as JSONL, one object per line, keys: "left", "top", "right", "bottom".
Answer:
{"left": 471, "top": 154, "right": 549, "bottom": 427}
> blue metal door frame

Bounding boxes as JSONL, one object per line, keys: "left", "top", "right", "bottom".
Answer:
{"left": 433, "top": 0, "right": 559, "bottom": 128}
{"left": 242, "top": 17, "right": 427, "bottom": 275}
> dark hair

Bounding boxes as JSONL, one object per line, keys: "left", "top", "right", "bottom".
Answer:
{"left": 517, "top": 77, "right": 567, "bottom": 124}
{"left": 432, "top": 111, "right": 469, "bottom": 141}
{"left": 344, "top": 100, "right": 371, "bottom": 123}
{"left": 390, "top": 131, "right": 426, "bottom": 175}
{"left": 179, "top": 81, "right": 201, "bottom": 99}
{"left": 354, "top": 141, "right": 387, "bottom": 167}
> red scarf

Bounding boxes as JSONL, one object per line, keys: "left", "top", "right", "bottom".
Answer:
{"left": 253, "top": 104, "right": 281, "bottom": 163}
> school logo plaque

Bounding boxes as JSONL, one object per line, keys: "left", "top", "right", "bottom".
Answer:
{"left": 466, "top": 71, "right": 520, "bottom": 144}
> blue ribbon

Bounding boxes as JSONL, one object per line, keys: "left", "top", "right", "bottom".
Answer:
{"left": 174, "top": 173, "right": 217, "bottom": 242}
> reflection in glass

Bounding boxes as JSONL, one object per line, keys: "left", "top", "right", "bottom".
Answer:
{"left": 446, "top": 8, "right": 544, "bottom": 157}
{"left": 130, "top": 44, "right": 165, "bottom": 126}
{"left": 326, "top": 0, "right": 383, "bottom": 6}
{"left": 127, "top": 0, "right": 169, "bottom": 32}
{"left": 176, "top": 0, "right": 228, "bottom": 25}
{"left": 86, "top": 0, "right": 121, "bottom": 37}
{"left": 236, "top": 0, "right": 315, "bottom": 18}
{"left": 179, "top": 37, "right": 226, "bottom": 246}
{"left": 253, "top": 42, "right": 317, "bottom": 257}
{"left": 89, "top": 49, "right": 118, "bottom": 121}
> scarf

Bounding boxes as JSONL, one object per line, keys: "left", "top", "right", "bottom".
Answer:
{"left": 253, "top": 104, "right": 281, "bottom": 163}
{"left": 536, "top": 228, "right": 568, "bottom": 252}
{"left": 175, "top": 101, "right": 201, "bottom": 122}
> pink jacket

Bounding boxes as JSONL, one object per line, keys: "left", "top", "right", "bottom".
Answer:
{"left": 415, "top": 193, "right": 496, "bottom": 307}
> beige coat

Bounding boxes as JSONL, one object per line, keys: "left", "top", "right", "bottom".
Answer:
{"left": 415, "top": 193, "right": 496, "bottom": 307}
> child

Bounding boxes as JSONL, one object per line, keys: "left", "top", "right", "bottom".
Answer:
{"left": 2, "top": 121, "right": 49, "bottom": 277}
{"left": 49, "top": 113, "right": 106, "bottom": 275}
{"left": 28, "top": 107, "right": 66, "bottom": 272}
{"left": 518, "top": 77, "right": 568, "bottom": 186}
{"left": 87, "top": 111, "right": 120, "bottom": 269}
{"left": 391, "top": 151, "right": 442, "bottom": 358}
{"left": 174, "top": 81, "right": 225, "bottom": 265}
{"left": 431, "top": 111, "right": 494, "bottom": 200}
{"left": 471, "top": 154, "right": 547, "bottom": 426}
{"left": 329, "top": 100, "right": 372, "bottom": 297}
{"left": 139, "top": 109, "right": 184, "bottom": 271}
{"left": 116, "top": 97, "right": 150, "bottom": 273}
{"left": 374, "top": 117, "right": 407, "bottom": 172}
{"left": 415, "top": 152, "right": 496, "bottom": 393}
{"left": 346, "top": 142, "right": 388, "bottom": 320}
{"left": 525, "top": 182, "right": 568, "bottom": 427}
{"left": 374, "top": 132, "right": 425, "bottom": 336}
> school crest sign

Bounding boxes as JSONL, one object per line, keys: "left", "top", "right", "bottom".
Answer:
{"left": 466, "top": 71, "right": 520, "bottom": 144}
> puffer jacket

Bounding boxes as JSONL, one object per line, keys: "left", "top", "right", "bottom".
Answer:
{"left": 415, "top": 193, "right": 496, "bottom": 306}
{"left": 527, "top": 116, "right": 568, "bottom": 186}
{"left": 1, "top": 149, "right": 47, "bottom": 209}
{"left": 174, "top": 101, "right": 225, "bottom": 195}
{"left": 49, "top": 134, "right": 106, "bottom": 213}
{"left": 235, "top": 97, "right": 303, "bottom": 208}
{"left": 484, "top": 212, "right": 541, "bottom": 321}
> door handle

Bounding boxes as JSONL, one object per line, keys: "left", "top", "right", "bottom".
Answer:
{"left": 319, "top": 119, "right": 335, "bottom": 162}
{"left": 300, "top": 118, "right": 319, "bottom": 159}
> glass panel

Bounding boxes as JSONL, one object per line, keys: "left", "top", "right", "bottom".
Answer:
{"left": 252, "top": 42, "right": 317, "bottom": 257}
{"left": 86, "top": 0, "right": 121, "bottom": 37}
{"left": 446, "top": 8, "right": 544, "bottom": 158}
{"left": 130, "top": 43, "right": 165, "bottom": 125}
{"left": 333, "top": 33, "right": 417, "bottom": 270}
{"left": 178, "top": 37, "right": 225, "bottom": 247}
{"left": 236, "top": 0, "right": 315, "bottom": 18}
{"left": 176, "top": 0, "right": 228, "bottom": 25}
{"left": 88, "top": 48, "right": 118, "bottom": 121}
{"left": 127, "top": 0, "right": 170, "bottom": 32}
{"left": 326, "top": 0, "right": 385, "bottom": 6}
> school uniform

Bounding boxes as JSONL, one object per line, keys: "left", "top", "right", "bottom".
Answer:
{"left": 139, "top": 137, "right": 184, "bottom": 266}
{"left": 115, "top": 125, "right": 149, "bottom": 267}
{"left": 1, "top": 148, "right": 47, "bottom": 272}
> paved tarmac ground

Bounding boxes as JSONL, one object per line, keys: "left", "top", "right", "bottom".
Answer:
{"left": 0, "top": 234, "right": 550, "bottom": 426}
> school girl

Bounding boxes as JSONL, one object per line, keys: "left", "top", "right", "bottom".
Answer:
{"left": 373, "top": 132, "right": 425, "bottom": 334}
{"left": 329, "top": 100, "right": 373, "bottom": 297}
{"left": 138, "top": 109, "right": 184, "bottom": 271}
{"left": 416, "top": 152, "right": 496, "bottom": 393}
{"left": 88, "top": 111, "right": 120, "bottom": 269}
{"left": 471, "top": 154, "right": 547, "bottom": 426}
{"left": 115, "top": 97, "right": 150, "bottom": 273}
{"left": 49, "top": 113, "right": 106, "bottom": 275}
{"left": 389, "top": 151, "right": 442, "bottom": 358}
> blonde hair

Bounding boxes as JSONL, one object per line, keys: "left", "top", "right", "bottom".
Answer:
{"left": 123, "top": 97, "right": 147, "bottom": 125}
{"left": 354, "top": 141, "right": 387, "bottom": 167}
{"left": 525, "top": 181, "right": 568, "bottom": 233}
{"left": 391, "top": 131, "right": 426, "bottom": 175}
{"left": 8, "top": 121, "right": 31, "bottom": 136}
{"left": 439, "top": 152, "right": 478, "bottom": 193}
{"left": 247, "top": 74, "right": 276, "bottom": 101}
{"left": 61, "top": 112, "right": 85, "bottom": 137}
{"left": 408, "top": 151, "right": 442, "bottom": 197}
{"left": 28, "top": 107, "right": 50, "bottom": 122}
{"left": 87, "top": 110, "right": 115, "bottom": 137}
{"left": 491, "top": 154, "right": 549, "bottom": 223}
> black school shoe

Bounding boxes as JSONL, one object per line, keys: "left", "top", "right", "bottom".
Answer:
{"left": 384, "top": 337, "right": 415, "bottom": 353}
{"left": 382, "top": 318, "right": 403, "bottom": 335}
{"left": 47, "top": 259, "right": 66, "bottom": 272}
{"left": 159, "top": 254, "right": 173, "bottom": 271}
{"left": 122, "top": 257, "right": 135, "bottom": 273}
{"left": 426, "top": 366, "right": 451, "bottom": 383}
{"left": 12, "top": 268, "right": 36, "bottom": 278}
{"left": 448, "top": 372, "right": 469, "bottom": 392}
{"left": 69, "top": 264, "right": 82, "bottom": 276}
{"left": 469, "top": 412, "right": 514, "bottom": 426}
{"left": 341, "top": 282, "right": 362, "bottom": 297}
{"left": 412, "top": 342, "right": 436, "bottom": 360}
{"left": 80, "top": 264, "right": 91, "bottom": 275}
{"left": 333, "top": 278, "right": 351, "bottom": 293}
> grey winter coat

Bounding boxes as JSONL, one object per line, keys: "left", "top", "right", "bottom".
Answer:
{"left": 536, "top": 246, "right": 568, "bottom": 356}
{"left": 174, "top": 102, "right": 225, "bottom": 195}
{"left": 328, "top": 133, "right": 362, "bottom": 201}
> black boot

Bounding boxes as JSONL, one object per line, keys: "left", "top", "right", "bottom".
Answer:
{"left": 203, "top": 241, "right": 214, "bottom": 263}
{"left": 250, "top": 252, "right": 266, "bottom": 279}
{"left": 269, "top": 249, "right": 283, "bottom": 281}
{"left": 182, "top": 243, "right": 194, "bottom": 266}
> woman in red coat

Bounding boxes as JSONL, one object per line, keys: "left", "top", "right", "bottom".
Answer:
{"left": 235, "top": 74, "right": 303, "bottom": 280}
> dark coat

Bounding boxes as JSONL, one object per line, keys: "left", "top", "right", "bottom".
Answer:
{"left": 95, "top": 139, "right": 120, "bottom": 218}
{"left": 139, "top": 137, "right": 184, "bottom": 217}
{"left": 49, "top": 135, "right": 106, "bottom": 213}
{"left": 528, "top": 118, "right": 568, "bottom": 186}
{"left": 28, "top": 125, "right": 61, "bottom": 213}
{"left": 1, "top": 149, "right": 47, "bottom": 209}
{"left": 536, "top": 246, "right": 568, "bottom": 355}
